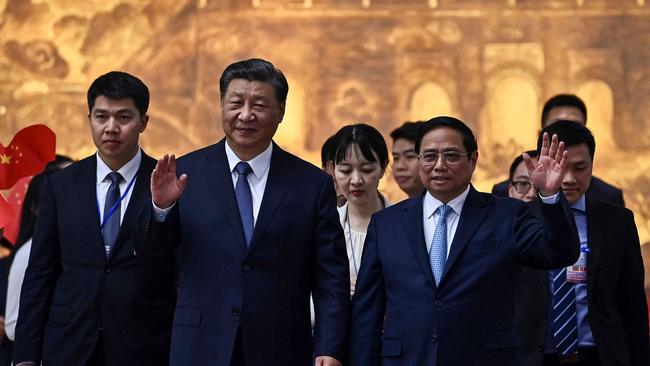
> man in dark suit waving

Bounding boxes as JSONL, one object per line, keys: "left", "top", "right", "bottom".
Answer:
{"left": 514, "top": 121, "right": 648, "bottom": 366}
{"left": 348, "top": 116, "right": 580, "bottom": 366}
{"left": 13, "top": 72, "right": 176, "bottom": 365}
{"left": 150, "top": 58, "right": 349, "bottom": 366}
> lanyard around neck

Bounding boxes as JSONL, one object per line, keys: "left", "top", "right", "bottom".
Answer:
{"left": 97, "top": 173, "right": 137, "bottom": 230}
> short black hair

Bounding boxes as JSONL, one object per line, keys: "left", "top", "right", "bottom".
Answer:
{"left": 321, "top": 134, "right": 340, "bottom": 169}
{"left": 390, "top": 121, "right": 424, "bottom": 143}
{"left": 509, "top": 150, "right": 539, "bottom": 182}
{"left": 219, "top": 58, "right": 289, "bottom": 104}
{"left": 537, "top": 120, "right": 595, "bottom": 160}
{"left": 415, "top": 116, "right": 478, "bottom": 158}
{"left": 333, "top": 123, "right": 389, "bottom": 170}
{"left": 541, "top": 94, "right": 587, "bottom": 127}
{"left": 87, "top": 71, "right": 149, "bottom": 117}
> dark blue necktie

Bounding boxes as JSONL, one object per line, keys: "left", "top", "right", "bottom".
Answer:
{"left": 551, "top": 267, "right": 578, "bottom": 355}
{"left": 102, "top": 172, "right": 123, "bottom": 258}
{"left": 235, "top": 162, "right": 254, "bottom": 246}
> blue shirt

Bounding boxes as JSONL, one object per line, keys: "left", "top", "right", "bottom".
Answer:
{"left": 544, "top": 194, "right": 596, "bottom": 353}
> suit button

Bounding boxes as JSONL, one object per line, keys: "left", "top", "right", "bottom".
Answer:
{"left": 232, "top": 309, "right": 240, "bottom": 317}
{"left": 432, "top": 335, "right": 438, "bottom": 343}
{"left": 434, "top": 300, "right": 442, "bottom": 307}
{"left": 104, "top": 266, "right": 111, "bottom": 273}
{"left": 242, "top": 265, "right": 251, "bottom": 272}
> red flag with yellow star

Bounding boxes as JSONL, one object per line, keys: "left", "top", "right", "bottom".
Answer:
{"left": 2, "top": 176, "right": 33, "bottom": 242}
{"left": 0, "top": 124, "right": 56, "bottom": 190}
{"left": 0, "top": 194, "right": 13, "bottom": 229}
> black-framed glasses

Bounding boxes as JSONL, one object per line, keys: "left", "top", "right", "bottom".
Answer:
{"left": 418, "top": 151, "right": 473, "bottom": 166}
{"left": 511, "top": 180, "right": 534, "bottom": 194}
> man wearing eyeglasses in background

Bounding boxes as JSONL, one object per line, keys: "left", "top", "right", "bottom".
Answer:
{"left": 508, "top": 150, "right": 539, "bottom": 202}
{"left": 348, "top": 116, "right": 580, "bottom": 366}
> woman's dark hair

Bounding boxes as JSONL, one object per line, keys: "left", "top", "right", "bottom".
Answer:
{"left": 333, "top": 123, "right": 389, "bottom": 170}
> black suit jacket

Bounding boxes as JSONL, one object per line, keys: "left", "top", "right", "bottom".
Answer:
{"left": 492, "top": 176, "right": 624, "bottom": 206}
{"left": 13, "top": 153, "right": 176, "bottom": 366}
{"left": 148, "top": 140, "right": 349, "bottom": 365}
{"left": 514, "top": 198, "right": 649, "bottom": 366}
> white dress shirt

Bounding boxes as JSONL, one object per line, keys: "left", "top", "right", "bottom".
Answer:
{"left": 96, "top": 149, "right": 141, "bottom": 224}
{"left": 422, "top": 185, "right": 469, "bottom": 257}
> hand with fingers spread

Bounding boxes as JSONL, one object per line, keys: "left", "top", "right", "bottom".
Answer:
{"left": 151, "top": 154, "right": 188, "bottom": 209}
{"left": 523, "top": 132, "right": 567, "bottom": 197}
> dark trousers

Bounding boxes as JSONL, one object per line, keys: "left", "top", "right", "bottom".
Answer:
{"left": 543, "top": 347, "right": 601, "bottom": 366}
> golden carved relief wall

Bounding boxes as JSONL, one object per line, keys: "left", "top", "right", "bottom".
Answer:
{"left": 1, "top": 0, "right": 650, "bottom": 244}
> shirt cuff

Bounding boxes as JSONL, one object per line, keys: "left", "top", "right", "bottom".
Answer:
{"left": 152, "top": 200, "right": 175, "bottom": 222}
{"left": 16, "top": 362, "right": 36, "bottom": 366}
{"left": 538, "top": 191, "right": 560, "bottom": 204}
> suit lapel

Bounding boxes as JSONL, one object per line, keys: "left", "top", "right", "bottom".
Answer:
{"left": 399, "top": 197, "right": 436, "bottom": 288}
{"left": 109, "top": 154, "right": 155, "bottom": 261}
{"left": 200, "top": 141, "right": 248, "bottom": 251}
{"left": 585, "top": 198, "right": 603, "bottom": 305}
{"left": 442, "top": 187, "right": 489, "bottom": 282}
{"left": 75, "top": 156, "right": 106, "bottom": 260}
{"left": 246, "top": 144, "right": 296, "bottom": 255}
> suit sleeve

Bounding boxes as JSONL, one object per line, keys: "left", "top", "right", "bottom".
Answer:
{"left": 13, "top": 176, "right": 61, "bottom": 364}
{"left": 516, "top": 194, "right": 580, "bottom": 269}
{"left": 348, "top": 216, "right": 385, "bottom": 366}
{"left": 312, "top": 176, "right": 350, "bottom": 360}
{"left": 617, "top": 211, "right": 649, "bottom": 366}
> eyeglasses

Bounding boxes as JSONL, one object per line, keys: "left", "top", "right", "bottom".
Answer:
{"left": 418, "top": 151, "right": 473, "bottom": 166}
{"left": 511, "top": 180, "right": 534, "bottom": 194}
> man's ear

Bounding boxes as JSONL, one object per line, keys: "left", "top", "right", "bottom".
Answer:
{"left": 278, "top": 102, "right": 286, "bottom": 123}
{"left": 140, "top": 114, "right": 149, "bottom": 132}
{"left": 471, "top": 150, "right": 479, "bottom": 167}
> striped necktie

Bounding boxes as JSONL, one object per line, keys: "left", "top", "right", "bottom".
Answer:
{"left": 551, "top": 267, "right": 578, "bottom": 355}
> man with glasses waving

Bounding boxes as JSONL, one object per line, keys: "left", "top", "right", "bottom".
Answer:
{"left": 348, "top": 116, "right": 580, "bottom": 366}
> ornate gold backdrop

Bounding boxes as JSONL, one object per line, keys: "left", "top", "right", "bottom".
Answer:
{"left": 1, "top": 0, "right": 650, "bottom": 243}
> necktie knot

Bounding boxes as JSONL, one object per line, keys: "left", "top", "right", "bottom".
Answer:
{"left": 438, "top": 204, "right": 451, "bottom": 219}
{"left": 106, "top": 172, "right": 123, "bottom": 185}
{"left": 235, "top": 162, "right": 252, "bottom": 177}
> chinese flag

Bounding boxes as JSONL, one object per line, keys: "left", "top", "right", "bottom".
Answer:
{"left": 0, "top": 194, "right": 13, "bottom": 230}
{"left": 0, "top": 124, "right": 56, "bottom": 190}
{"left": 2, "top": 176, "right": 33, "bottom": 243}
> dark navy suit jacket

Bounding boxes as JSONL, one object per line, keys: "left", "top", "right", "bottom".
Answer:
{"left": 150, "top": 140, "right": 349, "bottom": 365}
{"left": 13, "top": 153, "right": 176, "bottom": 365}
{"left": 514, "top": 198, "right": 649, "bottom": 366}
{"left": 348, "top": 187, "right": 579, "bottom": 366}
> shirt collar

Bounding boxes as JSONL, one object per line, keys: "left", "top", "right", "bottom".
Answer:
{"left": 570, "top": 194, "right": 587, "bottom": 214}
{"left": 96, "top": 148, "right": 141, "bottom": 185}
{"left": 423, "top": 184, "right": 470, "bottom": 219}
{"left": 224, "top": 140, "right": 273, "bottom": 180}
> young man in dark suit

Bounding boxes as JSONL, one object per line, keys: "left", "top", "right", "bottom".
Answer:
{"left": 13, "top": 72, "right": 176, "bottom": 366}
{"left": 514, "top": 121, "right": 649, "bottom": 366}
{"left": 150, "top": 59, "right": 349, "bottom": 366}
{"left": 492, "top": 94, "right": 624, "bottom": 206}
{"left": 348, "top": 116, "right": 579, "bottom": 366}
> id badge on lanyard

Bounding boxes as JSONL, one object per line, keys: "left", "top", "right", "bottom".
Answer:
{"left": 566, "top": 245, "right": 590, "bottom": 284}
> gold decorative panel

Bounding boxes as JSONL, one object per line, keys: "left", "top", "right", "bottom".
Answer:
{"left": 1, "top": 0, "right": 650, "bottom": 245}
